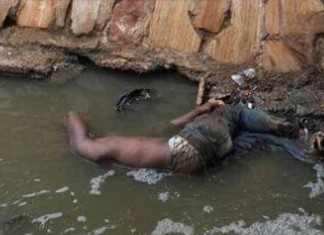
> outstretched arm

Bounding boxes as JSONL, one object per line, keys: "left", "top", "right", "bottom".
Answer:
{"left": 170, "top": 99, "right": 224, "bottom": 126}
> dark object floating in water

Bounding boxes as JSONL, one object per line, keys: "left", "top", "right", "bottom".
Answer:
{"left": 115, "top": 88, "right": 155, "bottom": 112}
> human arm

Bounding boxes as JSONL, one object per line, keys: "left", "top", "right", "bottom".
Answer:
{"left": 170, "top": 99, "right": 224, "bottom": 126}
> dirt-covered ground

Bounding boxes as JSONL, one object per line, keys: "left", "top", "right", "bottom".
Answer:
{"left": 205, "top": 67, "right": 324, "bottom": 134}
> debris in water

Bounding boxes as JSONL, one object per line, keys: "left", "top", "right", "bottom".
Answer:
{"left": 115, "top": 88, "right": 154, "bottom": 112}
{"left": 304, "top": 163, "right": 324, "bottom": 198}
{"left": 203, "top": 205, "right": 214, "bottom": 213}
{"left": 151, "top": 218, "right": 194, "bottom": 235}
{"left": 204, "top": 211, "right": 322, "bottom": 235}
{"left": 55, "top": 186, "right": 69, "bottom": 194}
{"left": 32, "top": 212, "right": 63, "bottom": 229}
{"left": 126, "top": 169, "right": 167, "bottom": 185}
{"left": 0, "top": 203, "right": 7, "bottom": 207}
{"left": 33, "top": 178, "right": 41, "bottom": 182}
{"left": 90, "top": 170, "right": 115, "bottom": 195}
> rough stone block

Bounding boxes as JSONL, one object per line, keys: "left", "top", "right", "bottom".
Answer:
{"left": 17, "top": 0, "right": 56, "bottom": 28}
{"left": 190, "top": 0, "right": 230, "bottom": 33}
{"left": 109, "top": 0, "right": 145, "bottom": 44}
{"left": 55, "top": 0, "right": 71, "bottom": 27}
{"left": 266, "top": 0, "right": 324, "bottom": 36}
{"left": 96, "top": 0, "right": 115, "bottom": 30}
{"left": 263, "top": 40, "right": 302, "bottom": 72}
{"left": 205, "top": 0, "right": 264, "bottom": 64}
{"left": 265, "top": 0, "right": 280, "bottom": 35}
{"left": 71, "top": 0, "right": 100, "bottom": 35}
{"left": 148, "top": 0, "right": 201, "bottom": 54}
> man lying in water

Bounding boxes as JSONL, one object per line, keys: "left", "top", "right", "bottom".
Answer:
{"left": 65, "top": 100, "right": 324, "bottom": 174}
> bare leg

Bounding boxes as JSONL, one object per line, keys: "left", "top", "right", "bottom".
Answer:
{"left": 65, "top": 111, "right": 172, "bottom": 169}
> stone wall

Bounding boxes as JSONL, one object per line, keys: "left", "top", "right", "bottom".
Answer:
{"left": 0, "top": 0, "right": 323, "bottom": 79}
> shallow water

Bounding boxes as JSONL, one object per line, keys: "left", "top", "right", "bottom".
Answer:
{"left": 0, "top": 66, "right": 323, "bottom": 234}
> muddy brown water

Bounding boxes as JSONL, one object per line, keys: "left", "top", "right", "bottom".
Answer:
{"left": 0, "top": 66, "right": 323, "bottom": 234}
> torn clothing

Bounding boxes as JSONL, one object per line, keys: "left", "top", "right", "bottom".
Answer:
{"left": 167, "top": 135, "right": 204, "bottom": 174}
{"left": 168, "top": 105, "right": 299, "bottom": 173}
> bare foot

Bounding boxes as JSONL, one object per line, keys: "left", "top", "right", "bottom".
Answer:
{"left": 65, "top": 111, "right": 98, "bottom": 161}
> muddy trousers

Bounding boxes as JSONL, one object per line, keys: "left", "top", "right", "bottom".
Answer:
{"left": 234, "top": 106, "right": 297, "bottom": 138}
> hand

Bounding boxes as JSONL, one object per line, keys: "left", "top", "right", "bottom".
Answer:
{"left": 197, "top": 99, "right": 225, "bottom": 114}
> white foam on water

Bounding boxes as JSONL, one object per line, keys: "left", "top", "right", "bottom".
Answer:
{"left": 33, "top": 178, "right": 41, "bottom": 182}
{"left": 203, "top": 205, "right": 214, "bottom": 213}
{"left": 55, "top": 186, "right": 69, "bottom": 194}
{"left": 205, "top": 211, "right": 323, "bottom": 235}
{"left": 262, "top": 215, "right": 270, "bottom": 220}
{"left": 77, "top": 216, "right": 87, "bottom": 223}
{"left": 87, "top": 226, "right": 108, "bottom": 235}
{"left": 0, "top": 203, "right": 7, "bottom": 207}
{"left": 18, "top": 201, "right": 27, "bottom": 207}
{"left": 63, "top": 227, "right": 76, "bottom": 234}
{"left": 151, "top": 218, "right": 194, "bottom": 235}
{"left": 89, "top": 170, "right": 115, "bottom": 195}
{"left": 304, "top": 163, "right": 324, "bottom": 198}
{"left": 12, "top": 200, "right": 21, "bottom": 205}
{"left": 22, "top": 189, "right": 50, "bottom": 198}
{"left": 87, "top": 224, "right": 117, "bottom": 235}
{"left": 32, "top": 212, "right": 63, "bottom": 229}
{"left": 126, "top": 169, "right": 167, "bottom": 185}
{"left": 158, "top": 192, "right": 170, "bottom": 203}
